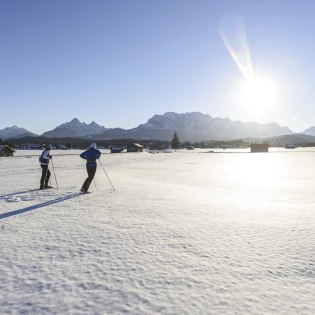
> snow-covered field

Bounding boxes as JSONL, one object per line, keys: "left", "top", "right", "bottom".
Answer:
{"left": 1, "top": 149, "right": 315, "bottom": 314}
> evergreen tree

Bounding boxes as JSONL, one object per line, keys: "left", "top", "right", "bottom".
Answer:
{"left": 171, "top": 132, "right": 179, "bottom": 149}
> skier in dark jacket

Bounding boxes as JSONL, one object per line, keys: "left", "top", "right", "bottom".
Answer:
{"left": 39, "top": 144, "right": 53, "bottom": 189}
{"left": 80, "top": 143, "right": 101, "bottom": 193}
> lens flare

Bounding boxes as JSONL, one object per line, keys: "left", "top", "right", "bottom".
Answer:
{"left": 220, "top": 13, "right": 278, "bottom": 114}
{"left": 219, "top": 12, "right": 254, "bottom": 80}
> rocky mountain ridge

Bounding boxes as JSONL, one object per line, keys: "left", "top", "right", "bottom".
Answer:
{"left": 1, "top": 112, "right": 313, "bottom": 142}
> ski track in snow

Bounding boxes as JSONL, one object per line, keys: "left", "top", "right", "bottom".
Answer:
{"left": 0, "top": 149, "right": 315, "bottom": 314}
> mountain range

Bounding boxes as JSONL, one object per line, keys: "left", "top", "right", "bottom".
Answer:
{"left": 1, "top": 112, "right": 315, "bottom": 142}
{"left": 0, "top": 126, "right": 37, "bottom": 139}
{"left": 41, "top": 118, "right": 107, "bottom": 138}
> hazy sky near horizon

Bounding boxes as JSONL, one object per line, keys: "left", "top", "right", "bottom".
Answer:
{"left": 1, "top": 0, "right": 315, "bottom": 134}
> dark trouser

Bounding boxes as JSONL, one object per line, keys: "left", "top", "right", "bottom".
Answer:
{"left": 40, "top": 165, "right": 51, "bottom": 188}
{"left": 81, "top": 166, "right": 96, "bottom": 192}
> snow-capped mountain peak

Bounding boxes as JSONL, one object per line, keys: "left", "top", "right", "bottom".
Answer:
{"left": 139, "top": 112, "right": 214, "bottom": 130}
{"left": 130, "top": 112, "right": 292, "bottom": 141}
{"left": 0, "top": 126, "right": 35, "bottom": 140}
{"left": 41, "top": 119, "right": 107, "bottom": 138}
{"left": 302, "top": 126, "right": 315, "bottom": 136}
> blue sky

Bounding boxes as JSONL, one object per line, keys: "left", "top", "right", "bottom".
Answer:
{"left": 1, "top": 0, "right": 315, "bottom": 134}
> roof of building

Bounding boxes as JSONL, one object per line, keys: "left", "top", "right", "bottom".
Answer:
{"left": 0, "top": 145, "right": 15, "bottom": 152}
{"left": 128, "top": 143, "right": 144, "bottom": 148}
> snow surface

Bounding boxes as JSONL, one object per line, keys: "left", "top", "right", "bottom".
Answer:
{"left": 1, "top": 149, "right": 315, "bottom": 314}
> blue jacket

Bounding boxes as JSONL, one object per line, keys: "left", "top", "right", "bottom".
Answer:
{"left": 80, "top": 148, "right": 101, "bottom": 167}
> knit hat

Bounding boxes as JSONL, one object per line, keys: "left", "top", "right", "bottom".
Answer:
{"left": 89, "top": 143, "right": 97, "bottom": 149}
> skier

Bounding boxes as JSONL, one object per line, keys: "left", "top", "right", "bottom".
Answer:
{"left": 80, "top": 143, "right": 101, "bottom": 193}
{"left": 39, "top": 144, "right": 53, "bottom": 190}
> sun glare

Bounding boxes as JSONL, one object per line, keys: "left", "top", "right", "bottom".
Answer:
{"left": 240, "top": 77, "right": 277, "bottom": 111}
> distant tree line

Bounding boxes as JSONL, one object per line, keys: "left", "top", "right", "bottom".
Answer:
{"left": 4, "top": 135, "right": 252, "bottom": 149}
{"left": 191, "top": 139, "right": 250, "bottom": 148}
{"left": 6, "top": 135, "right": 315, "bottom": 149}
{"left": 6, "top": 136, "right": 172, "bottom": 150}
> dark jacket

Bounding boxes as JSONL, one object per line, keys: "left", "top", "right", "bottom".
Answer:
{"left": 39, "top": 149, "right": 51, "bottom": 165}
{"left": 80, "top": 148, "right": 101, "bottom": 167}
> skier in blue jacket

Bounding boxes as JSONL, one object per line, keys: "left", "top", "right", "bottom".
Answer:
{"left": 80, "top": 143, "right": 101, "bottom": 193}
{"left": 39, "top": 144, "right": 53, "bottom": 189}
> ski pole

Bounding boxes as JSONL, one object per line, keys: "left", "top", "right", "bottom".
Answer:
{"left": 94, "top": 178, "right": 97, "bottom": 190}
{"left": 99, "top": 159, "right": 115, "bottom": 191}
{"left": 51, "top": 158, "right": 59, "bottom": 190}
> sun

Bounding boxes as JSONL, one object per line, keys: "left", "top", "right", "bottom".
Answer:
{"left": 240, "top": 77, "right": 277, "bottom": 111}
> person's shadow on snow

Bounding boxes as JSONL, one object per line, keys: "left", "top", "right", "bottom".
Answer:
{"left": 0, "top": 189, "right": 40, "bottom": 199}
{"left": 0, "top": 193, "right": 82, "bottom": 220}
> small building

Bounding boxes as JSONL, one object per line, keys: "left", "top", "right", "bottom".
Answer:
{"left": 20, "top": 144, "right": 31, "bottom": 149}
{"left": 57, "top": 144, "right": 68, "bottom": 150}
{"left": 285, "top": 144, "right": 296, "bottom": 149}
{"left": 110, "top": 146, "right": 123, "bottom": 153}
{"left": 0, "top": 145, "right": 15, "bottom": 157}
{"left": 127, "top": 143, "right": 144, "bottom": 152}
{"left": 250, "top": 143, "right": 269, "bottom": 153}
{"left": 31, "top": 144, "right": 42, "bottom": 150}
